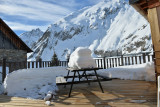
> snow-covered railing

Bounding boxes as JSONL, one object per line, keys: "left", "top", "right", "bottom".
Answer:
{"left": 94, "top": 52, "right": 154, "bottom": 69}
{"left": 27, "top": 61, "right": 68, "bottom": 69}
{"left": 0, "top": 52, "right": 154, "bottom": 82}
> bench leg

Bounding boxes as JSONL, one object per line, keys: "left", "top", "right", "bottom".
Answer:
{"left": 77, "top": 71, "right": 81, "bottom": 82}
{"left": 68, "top": 71, "right": 76, "bottom": 97}
{"left": 84, "top": 71, "right": 90, "bottom": 85}
{"left": 64, "top": 70, "right": 70, "bottom": 88}
{"left": 94, "top": 70, "right": 104, "bottom": 93}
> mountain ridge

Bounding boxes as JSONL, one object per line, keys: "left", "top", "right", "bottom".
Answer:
{"left": 21, "top": 0, "right": 152, "bottom": 61}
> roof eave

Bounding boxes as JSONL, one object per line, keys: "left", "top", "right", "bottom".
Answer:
{"left": 0, "top": 18, "right": 33, "bottom": 53}
{"left": 129, "top": 0, "right": 140, "bottom": 4}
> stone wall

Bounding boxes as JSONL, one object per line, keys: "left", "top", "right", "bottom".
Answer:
{"left": 0, "top": 49, "right": 27, "bottom": 72}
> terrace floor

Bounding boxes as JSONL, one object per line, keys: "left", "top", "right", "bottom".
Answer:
{"left": 0, "top": 79, "right": 157, "bottom": 107}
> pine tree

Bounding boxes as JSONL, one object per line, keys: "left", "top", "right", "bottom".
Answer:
{"left": 51, "top": 52, "right": 59, "bottom": 66}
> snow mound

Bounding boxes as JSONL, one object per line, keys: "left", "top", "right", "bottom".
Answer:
{"left": 45, "top": 101, "right": 51, "bottom": 106}
{"left": 3, "top": 67, "right": 68, "bottom": 99}
{"left": 98, "top": 62, "right": 155, "bottom": 81}
{"left": 68, "top": 47, "right": 96, "bottom": 69}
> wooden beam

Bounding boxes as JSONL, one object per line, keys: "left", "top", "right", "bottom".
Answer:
{"left": 148, "top": 7, "right": 160, "bottom": 51}
{"left": 141, "top": 3, "right": 149, "bottom": 10}
{"left": 148, "top": 0, "right": 159, "bottom": 6}
{"left": 2, "top": 58, "right": 6, "bottom": 82}
{"left": 148, "top": 2, "right": 160, "bottom": 9}
{"left": 148, "top": 6, "right": 160, "bottom": 79}
{"left": 137, "top": 0, "right": 147, "bottom": 6}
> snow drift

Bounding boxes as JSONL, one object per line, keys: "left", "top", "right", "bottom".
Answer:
{"left": 3, "top": 67, "right": 67, "bottom": 99}
{"left": 68, "top": 47, "right": 96, "bottom": 69}
{"left": 98, "top": 62, "right": 155, "bottom": 81}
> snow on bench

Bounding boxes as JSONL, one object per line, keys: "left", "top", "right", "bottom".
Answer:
{"left": 56, "top": 77, "right": 67, "bottom": 84}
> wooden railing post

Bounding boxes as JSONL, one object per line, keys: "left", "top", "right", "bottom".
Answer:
{"left": 28, "top": 62, "right": 30, "bottom": 68}
{"left": 121, "top": 55, "right": 124, "bottom": 66}
{"left": 103, "top": 57, "right": 106, "bottom": 69}
{"left": 2, "top": 58, "right": 6, "bottom": 82}
{"left": 36, "top": 61, "right": 38, "bottom": 68}
{"left": 39, "top": 59, "right": 42, "bottom": 68}
{"left": 9, "top": 62, "right": 12, "bottom": 73}
{"left": 32, "top": 62, "right": 34, "bottom": 68}
{"left": 142, "top": 53, "right": 146, "bottom": 63}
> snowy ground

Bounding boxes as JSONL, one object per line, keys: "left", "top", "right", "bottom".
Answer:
{"left": 97, "top": 62, "right": 155, "bottom": 81}
{"left": 3, "top": 67, "right": 67, "bottom": 99}
{"left": 0, "top": 62, "right": 155, "bottom": 100}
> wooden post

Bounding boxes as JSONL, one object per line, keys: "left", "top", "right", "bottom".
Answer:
{"left": 43, "top": 62, "right": 45, "bottom": 67}
{"left": 131, "top": 56, "right": 134, "bottom": 65}
{"left": 28, "top": 62, "right": 30, "bottom": 68}
{"left": 121, "top": 55, "right": 124, "bottom": 66}
{"left": 142, "top": 53, "right": 146, "bottom": 63}
{"left": 148, "top": 6, "right": 160, "bottom": 80}
{"left": 97, "top": 59, "right": 100, "bottom": 68}
{"left": 9, "top": 62, "right": 11, "bottom": 73}
{"left": 139, "top": 56, "right": 142, "bottom": 64}
{"left": 135, "top": 56, "right": 138, "bottom": 64}
{"left": 32, "top": 62, "right": 34, "bottom": 68}
{"left": 106, "top": 59, "right": 108, "bottom": 68}
{"left": 39, "top": 59, "right": 42, "bottom": 68}
{"left": 2, "top": 58, "right": 6, "bottom": 82}
{"left": 36, "top": 61, "right": 38, "bottom": 68}
{"left": 114, "top": 58, "right": 117, "bottom": 67}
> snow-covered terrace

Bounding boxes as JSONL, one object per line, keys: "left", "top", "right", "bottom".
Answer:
{"left": 0, "top": 61, "right": 157, "bottom": 106}
{"left": 0, "top": 79, "right": 156, "bottom": 107}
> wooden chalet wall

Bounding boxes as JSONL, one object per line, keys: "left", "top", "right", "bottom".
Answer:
{"left": 0, "top": 30, "right": 17, "bottom": 49}
{"left": 0, "top": 18, "right": 32, "bottom": 76}
{"left": 0, "top": 21, "right": 21, "bottom": 50}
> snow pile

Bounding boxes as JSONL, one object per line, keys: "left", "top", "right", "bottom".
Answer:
{"left": 44, "top": 91, "right": 56, "bottom": 106}
{"left": 68, "top": 47, "right": 96, "bottom": 69}
{"left": 3, "top": 67, "right": 68, "bottom": 99}
{"left": 98, "top": 62, "right": 155, "bottom": 81}
{"left": 45, "top": 101, "right": 51, "bottom": 106}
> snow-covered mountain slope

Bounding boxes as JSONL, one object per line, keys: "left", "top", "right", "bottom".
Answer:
{"left": 27, "top": 0, "right": 152, "bottom": 61}
{"left": 20, "top": 28, "right": 44, "bottom": 48}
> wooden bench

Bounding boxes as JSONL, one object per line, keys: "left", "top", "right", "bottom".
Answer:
{"left": 56, "top": 68, "right": 112, "bottom": 97}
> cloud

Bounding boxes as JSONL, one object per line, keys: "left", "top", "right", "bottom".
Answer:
{"left": 4, "top": 20, "right": 48, "bottom": 32}
{"left": 0, "top": 0, "right": 73, "bottom": 22}
{"left": 0, "top": 0, "right": 103, "bottom": 34}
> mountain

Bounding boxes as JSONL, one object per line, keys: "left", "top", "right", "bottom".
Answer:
{"left": 19, "top": 28, "right": 44, "bottom": 48}
{"left": 27, "top": 0, "right": 152, "bottom": 61}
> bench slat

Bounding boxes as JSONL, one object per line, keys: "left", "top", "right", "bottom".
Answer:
{"left": 56, "top": 78, "right": 112, "bottom": 85}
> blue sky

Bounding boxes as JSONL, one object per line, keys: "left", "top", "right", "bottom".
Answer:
{"left": 0, "top": 0, "right": 104, "bottom": 35}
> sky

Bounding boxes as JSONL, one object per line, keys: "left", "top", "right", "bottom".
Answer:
{"left": 0, "top": 0, "right": 104, "bottom": 36}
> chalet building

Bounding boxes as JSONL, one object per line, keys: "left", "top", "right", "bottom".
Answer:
{"left": 0, "top": 18, "right": 32, "bottom": 74}
{"left": 129, "top": 0, "right": 160, "bottom": 81}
